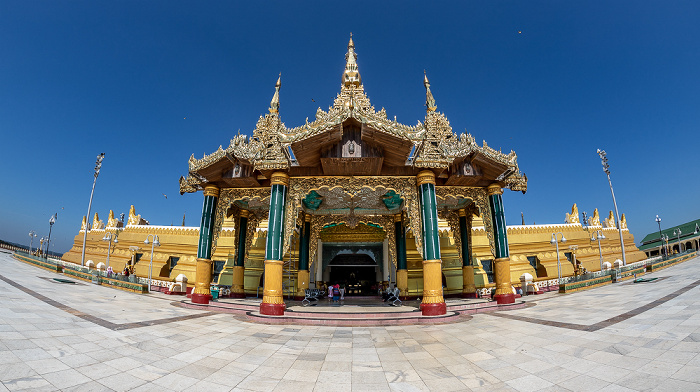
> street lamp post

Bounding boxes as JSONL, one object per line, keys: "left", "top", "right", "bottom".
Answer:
{"left": 144, "top": 234, "right": 160, "bottom": 293}
{"left": 550, "top": 232, "right": 567, "bottom": 283}
{"left": 102, "top": 232, "right": 118, "bottom": 269}
{"left": 655, "top": 215, "right": 665, "bottom": 257}
{"left": 661, "top": 234, "right": 669, "bottom": 257}
{"left": 597, "top": 149, "right": 627, "bottom": 265}
{"left": 81, "top": 153, "right": 105, "bottom": 267}
{"left": 674, "top": 228, "right": 683, "bottom": 254}
{"left": 38, "top": 237, "right": 46, "bottom": 257}
{"left": 591, "top": 230, "right": 606, "bottom": 272}
{"left": 28, "top": 231, "right": 36, "bottom": 254}
{"left": 46, "top": 213, "right": 57, "bottom": 260}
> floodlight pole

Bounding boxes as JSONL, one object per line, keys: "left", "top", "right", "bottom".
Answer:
{"left": 597, "top": 149, "right": 627, "bottom": 265}
{"left": 81, "top": 153, "right": 105, "bottom": 267}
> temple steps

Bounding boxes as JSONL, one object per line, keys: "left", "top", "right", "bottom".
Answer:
{"left": 177, "top": 297, "right": 528, "bottom": 326}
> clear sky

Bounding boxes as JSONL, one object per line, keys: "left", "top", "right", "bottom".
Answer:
{"left": 2, "top": 1, "right": 699, "bottom": 253}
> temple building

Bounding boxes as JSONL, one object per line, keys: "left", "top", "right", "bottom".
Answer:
{"left": 638, "top": 218, "right": 700, "bottom": 257}
{"left": 61, "top": 37, "right": 646, "bottom": 316}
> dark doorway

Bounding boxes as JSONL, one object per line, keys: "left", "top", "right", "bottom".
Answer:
{"left": 328, "top": 253, "right": 378, "bottom": 295}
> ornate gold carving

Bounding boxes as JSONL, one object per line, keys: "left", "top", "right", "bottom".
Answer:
{"left": 589, "top": 208, "right": 601, "bottom": 226}
{"left": 309, "top": 214, "right": 396, "bottom": 269}
{"left": 203, "top": 185, "right": 220, "bottom": 198}
{"left": 421, "top": 258, "right": 445, "bottom": 304}
{"left": 210, "top": 188, "right": 271, "bottom": 256}
{"left": 270, "top": 172, "right": 289, "bottom": 186}
{"left": 620, "top": 213, "right": 627, "bottom": 230}
{"left": 604, "top": 210, "right": 616, "bottom": 228}
{"left": 179, "top": 174, "right": 202, "bottom": 194}
{"left": 106, "top": 210, "right": 119, "bottom": 229}
{"left": 262, "top": 259, "right": 285, "bottom": 305}
{"left": 486, "top": 184, "right": 503, "bottom": 196}
{"left": 414, "top": 111, "right": 453, "bottom": 168}
{"left": 193, "top": 258, "right": 212, "bottom": 295}
{"left": 181, "top": 39, "right": 527, "bottom": 196}
{"left": 566, "top": 203, "right": 580, "bottom": 224}
{"left": 319, "top": 223, "right": 386, "bottom": 243}
{"left": 288, "top": 176, "right": 422, "bottom": 260}
{"left": 92, "top": 213, "right": 105, "bottom": 230}
{"left": 127, "top": 205, "right": 148, "bottom": 226}
{"left": 416, "top": 170, "right": 436, "bottom": 186}
{"left": 493, "top": 257, "right": 512, "bottom": 295}
{"left": 434, "top": 187, "right": 494, "bottom": 257}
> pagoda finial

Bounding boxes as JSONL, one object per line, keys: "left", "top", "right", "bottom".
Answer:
{"left": 343, "top": 34, "right": 361, "bottom": 87}
{"left": 269, "top": 73, "right": 281, "bottom": 114}
{"left": 424, "top": 70, "right": 437, "bottom": 112}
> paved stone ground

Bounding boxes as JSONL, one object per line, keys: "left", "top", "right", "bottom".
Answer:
{"left": 2, "top": 250, "right": 700, "bottom": 392}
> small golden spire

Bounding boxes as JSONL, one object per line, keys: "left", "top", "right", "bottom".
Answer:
{"left": 269, "top": 73, "right": 281, "bottom": 114}
{"left": 424, "top": 70, "right": 437, "bottom": 112}
{"left": 343, "top": 34, "right": 361, "bottom": 87}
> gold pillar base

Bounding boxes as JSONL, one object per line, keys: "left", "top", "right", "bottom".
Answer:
{"left": 295, "top": 269, "right": 310, "bottom": 299}
{"left": 192, "top": 258, "right": 212, "bottom": 304}
{"left": 421, "top": 259, "right": 446, "bottom": 315}
{"left": 462, "top": 265, "right": 477, "bottom": 298}
{"left": 493, "top": 257, "right": 515, "bottom": 304}
{"left": 396, "top": 269, "right": 408, "bottom": 298}
{"left": 232, "top": 265, "right": 245, "bottom": 298}
{"left": 261, "top": 259, "right": 285, "bottom": 315}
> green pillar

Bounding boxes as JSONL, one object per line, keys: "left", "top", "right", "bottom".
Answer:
{"left": 458, "top": 211, "right": 470, "bottom": 266}
{"left": 459, "top": 208, "right": 477, "bottom": 298}
{"left": 231, "top": 210, "right": 248, "bottom": 298}
{"left": 296, "top": 214, "right": 311, "bottom": 299}
{"left": 298, "top": 216, "right": 310, "bottom": 271}
{"left": 235, "top": 212, "right": 248, "bottom": 267}
{"left": 192, "top": 185, "right": 220, "bottom": 304}
{"left": 487, "top": 184, "right": 514, "bottom": 304}
{"left": 395, "top": 214, "right": 408, "bottom": 298}
{"left": 261, "top": 172, "right": 289, "bottom": 315}
{"left": 417, "top": 170, "right": 445, "bottom": 316}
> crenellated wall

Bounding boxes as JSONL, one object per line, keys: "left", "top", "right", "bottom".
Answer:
{"left": 62, "top": 207, "right": 646, "bottom": 296}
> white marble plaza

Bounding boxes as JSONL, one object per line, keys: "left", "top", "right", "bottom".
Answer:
{"left": 1, "top": 250, "right": 700, "bottom": 391}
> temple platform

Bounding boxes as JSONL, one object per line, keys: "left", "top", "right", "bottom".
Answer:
{"left": 177, "top": 296, "right": 530, "bottom": 326}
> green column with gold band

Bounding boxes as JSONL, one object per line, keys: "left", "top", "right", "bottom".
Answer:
{"left": 394, "top": 214, "right": 408, "bottom": 298}
{"left": 295, "top": 214, "right": 311, "bottom": 299}
{"left": 459, "top": 209, "right": 477, "bottom": 298}
{"left": 261, "top": 172, "right": 288, "bottom": 315}
{"left": 487, "top": 184, "right": 514, "bottom": 304}
{"left": 416, "top": 170, "right": 446, "bottom": 316}
{"left": 232, "top": 210, "right": 248, "bottom": 298}
{"left": 192, "top": 185, "right": 219, "bottom": 304}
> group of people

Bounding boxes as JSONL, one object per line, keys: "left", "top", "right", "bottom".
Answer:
{"left": 328, "top": 284, "right": 344, "bottom": 303}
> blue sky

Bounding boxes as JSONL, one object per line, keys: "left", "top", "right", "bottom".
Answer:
{"left": 2, "top": 1, "right": 699, "bottom": 253}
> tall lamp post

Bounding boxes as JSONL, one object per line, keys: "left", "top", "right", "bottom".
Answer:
{"left": 661, "top": 234, "right": 669, "bottom": 257}
{"left": 591, "top": 230, "right": 606, "bottom": 272}
{"left": 597, "top": 149, "right": 627, "bottom": 265}
{"left": 144, "top": 234, "right": 160, "bottom": 293}
{"left": 673, "top": 228, "right": 683, "bottom": 253}
{"left": 28, "top": 231, "right": 37, "bottom": 255}
{"left": 655, "top": 215, "right": 664, "bottom": 257}
{"left": 39, "top": 237, "right": 46, "bottom": 257}
{"left": 102, "top": 232, "right": 118, "bottom": 269}
{"left": 46, "top": 213, "right": 57, "bottom": 260}
{"left": 550, "top": 232, "right": 567, "bottom": 282}
{"left": 81, "top": 153, "right": 105, "bottom": 267}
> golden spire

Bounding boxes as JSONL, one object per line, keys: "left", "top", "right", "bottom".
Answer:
{"left": 343, "top": 33, "right": 361, "bottom": 87}
{"left": 424, "top": 70, "right": 437, "bottom": 112}
{"left": 269, "top": 73, "right": 281, "bottom": 114}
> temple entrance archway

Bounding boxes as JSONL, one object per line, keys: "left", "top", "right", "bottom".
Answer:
{"left": 323, "top": 243, "right": 384, "bottom": 296}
